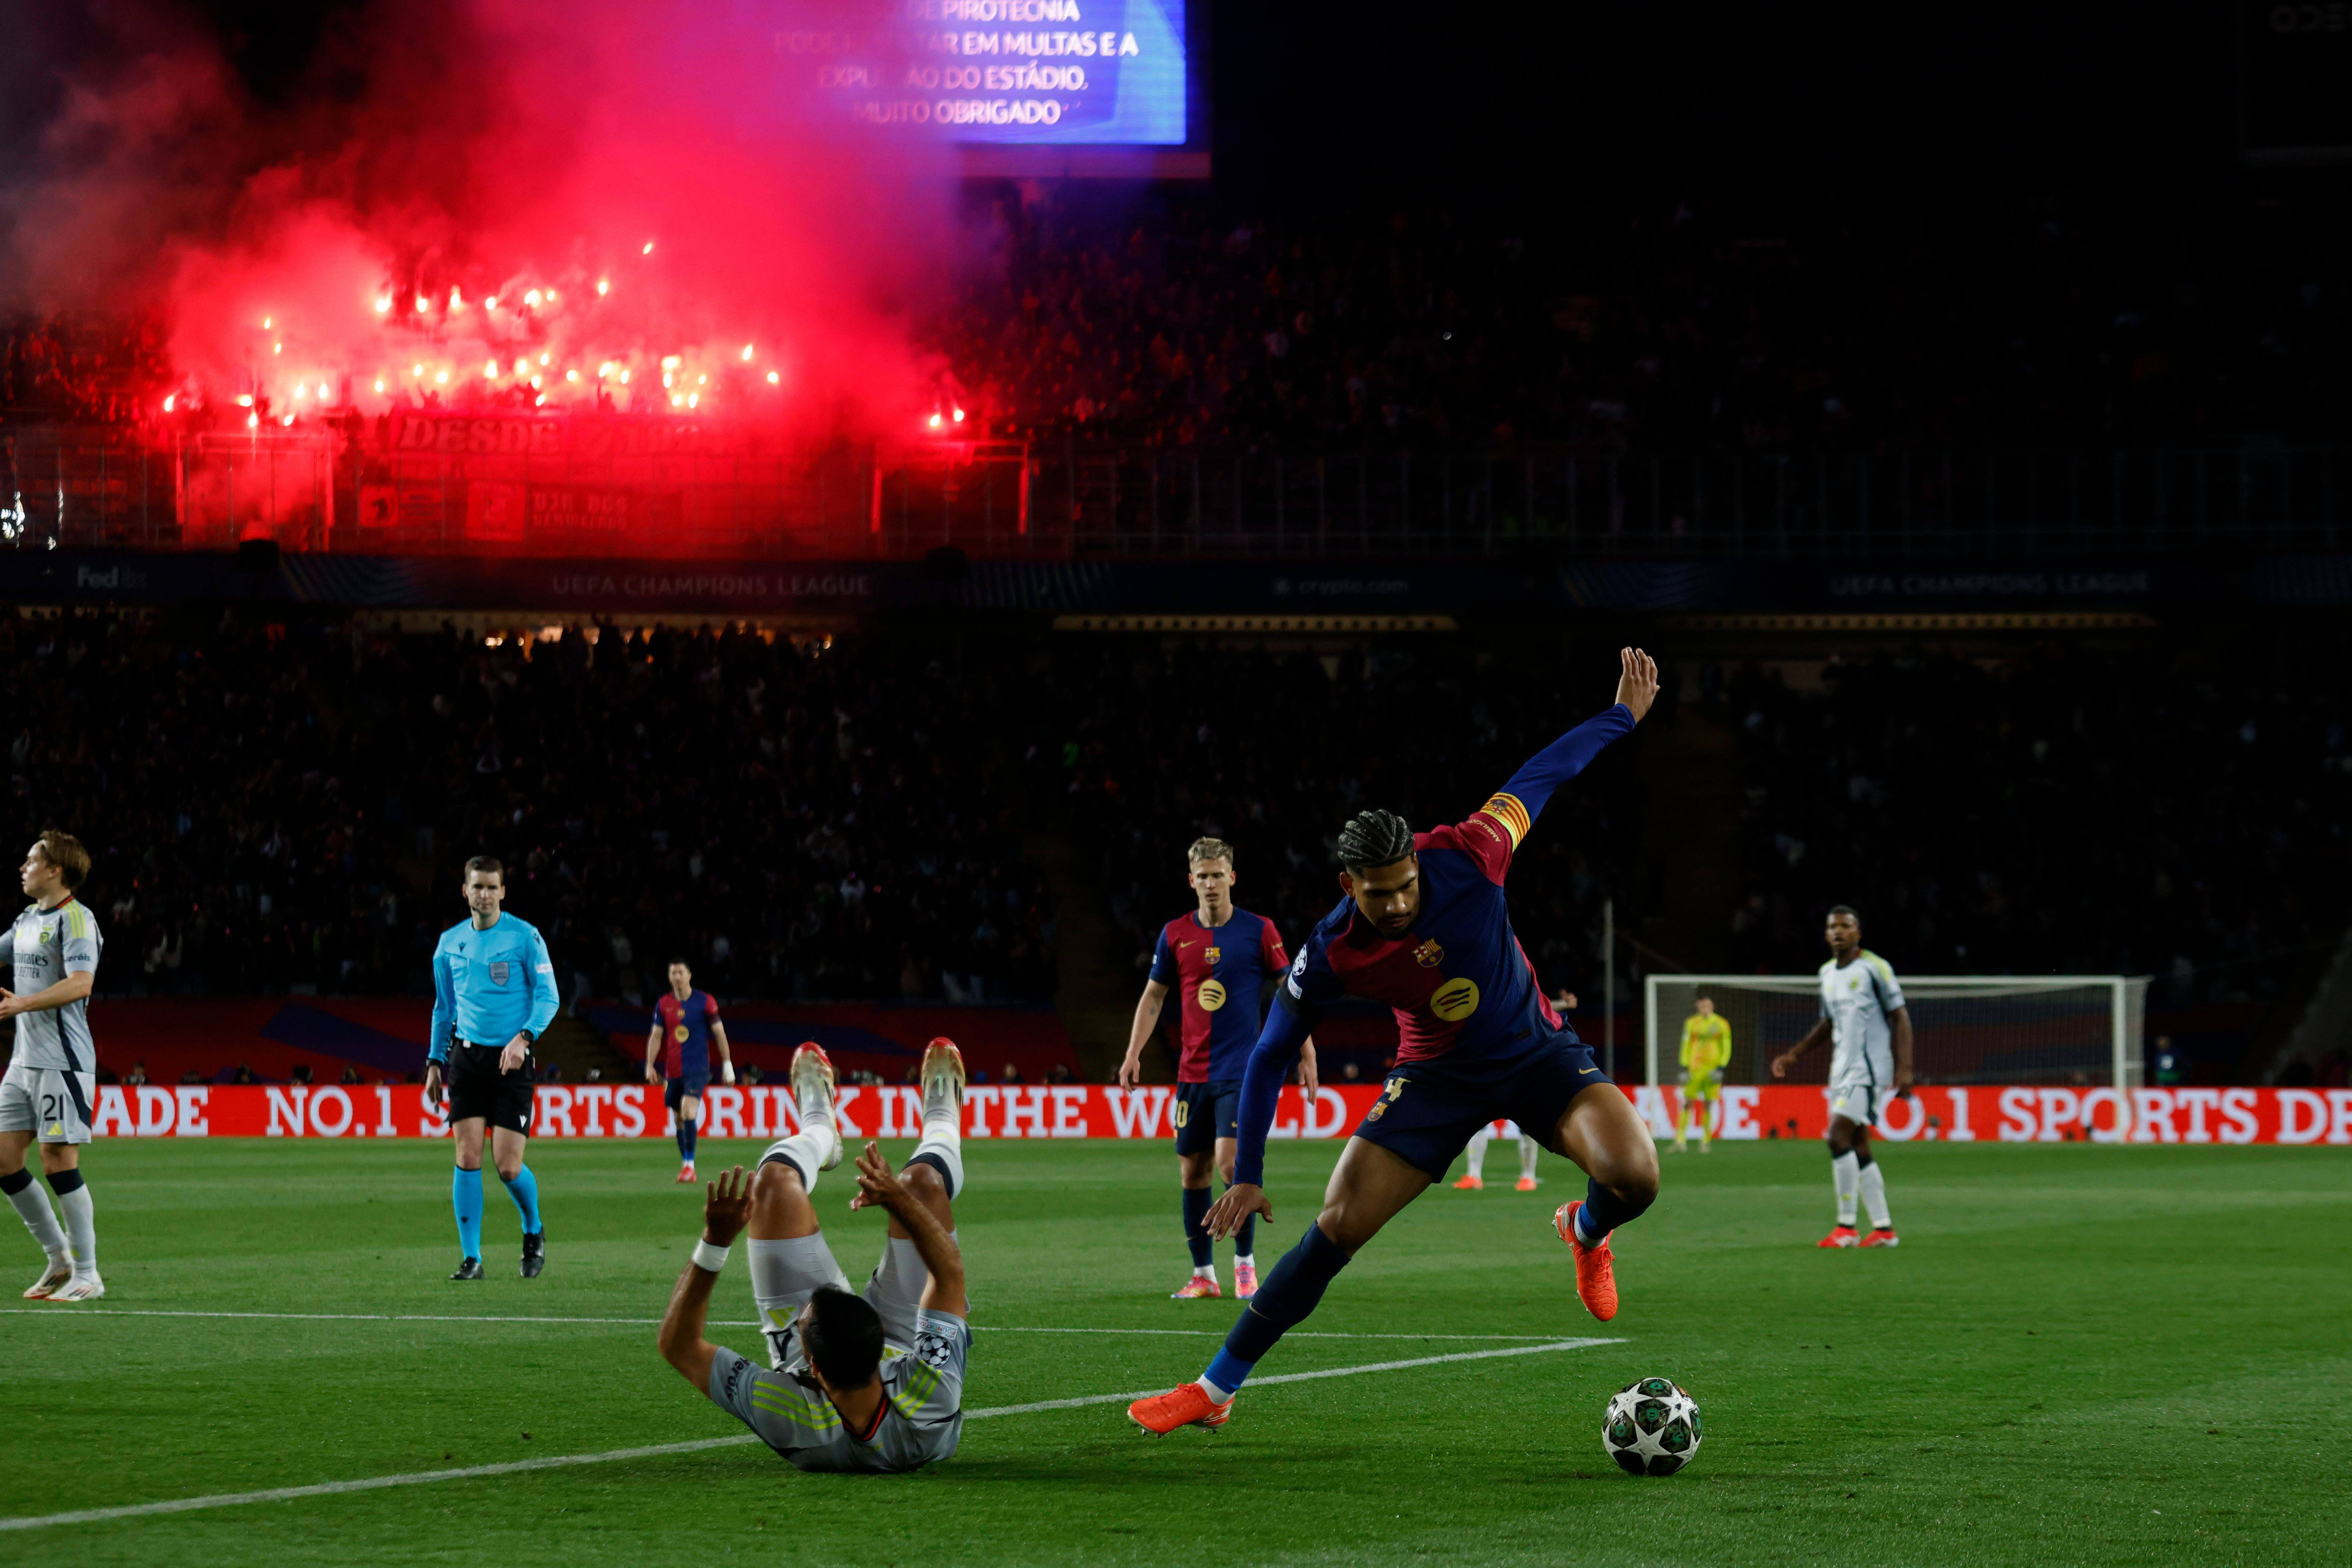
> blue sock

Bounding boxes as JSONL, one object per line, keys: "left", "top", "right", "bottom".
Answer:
{"left": 1182, "top": 1187, "right": 1212, "bottom": 1268}
{"left": 678, "top": 1117, "right": 697, "bottom": 1163}
{"left": 1230, "top": 1186, "right": 1257, "bottom": 1259}
{"left": 1201, "top": 1222, "right": 1351, "bottom": 1396}
{"left": 1574, "top": 1173, "right": 1655, "bottom": 1245}
{"left": 501, "top": 1164, "right": 542, "bottom": 1235}
{"left": 452, "top": 1166, "right": 483, "bottom": 1260}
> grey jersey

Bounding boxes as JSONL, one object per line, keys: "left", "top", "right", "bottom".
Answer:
{"left": 1818, "top": 949, "right": 1903, "bottom": 1088}
{"left": 708, "top": 1309, "right": 968, "bottom": 1473}
{"left": 7, "top": 899, "right": 101, "bottom": 1071}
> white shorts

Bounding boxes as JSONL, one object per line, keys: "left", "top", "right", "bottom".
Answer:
{"left": 1827, "top": 1077, "right": 1885, "bottom": 1129}
{"left": 753, "top": 1231, "right": 936, "bottom": 1369}
{"left": 0, "top": 1063, "right": 97, "bottom": 1144}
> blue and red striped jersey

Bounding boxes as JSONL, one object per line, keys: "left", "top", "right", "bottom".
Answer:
{"left": 1150, "top": 908, "right": 1288, "bottom": 1084}
{"left": 653, "top": 989, "right": 720, "bottom": 1080}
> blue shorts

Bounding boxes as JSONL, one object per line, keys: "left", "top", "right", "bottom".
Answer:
{"left": 1174, "top": 1081, "right": 1241, "bottom": 1156}
{"left": 1353, "top": 1036, "right": 1613, "bottom": 1181}
{"left": 664, "top": 1074, "right": 710, "bottom": 1113}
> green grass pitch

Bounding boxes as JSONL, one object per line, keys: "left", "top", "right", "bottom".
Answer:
{"left": 5, "top": 1137, "right": 2347, "bottom": 1565}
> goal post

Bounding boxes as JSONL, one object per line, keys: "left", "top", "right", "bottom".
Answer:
{"left": 1643, "top": 973, "right": 2149, "bottom": 1102}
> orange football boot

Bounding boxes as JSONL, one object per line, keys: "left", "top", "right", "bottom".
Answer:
{"left": 1128, "top": 1382, "right": 1231, "bottom": 1433}
{"left": 1818, "top": 1225, "right": 1859, "bottom": 1249}
{"left": 1451, "top": 1174, "right": 1484, "bottom": 1190}
{"left": 1860, "top": 1227, "right": 1900, "bottom": 1248}
{"left": 1554, "top": 1200, "right": 1619, "bottom": 1322}
{"left": 1169, "top": 1274, "right": 1222, "bottom": 1300}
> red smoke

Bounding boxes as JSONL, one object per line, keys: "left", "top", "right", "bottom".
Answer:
{"left": 5, "top": 1, "right": 954, "bottom": 438}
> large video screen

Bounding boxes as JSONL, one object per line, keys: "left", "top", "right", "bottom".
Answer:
{"left": 771, "top": 1, "right": 1190, "bottom": 147}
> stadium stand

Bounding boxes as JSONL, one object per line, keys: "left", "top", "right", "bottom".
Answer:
{"left": 935, "top": 187, "right": 2352, "bottom": 450}
{"left": 1714, "top": 635, "right": 2352, "bottom": 1075}
{"left": 1, "top": 611, "right": 1057, "bottom": 1020}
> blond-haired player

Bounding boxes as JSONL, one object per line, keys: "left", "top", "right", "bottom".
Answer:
{"left": 0, "top": 832, "right": 104, "bottom": 1301}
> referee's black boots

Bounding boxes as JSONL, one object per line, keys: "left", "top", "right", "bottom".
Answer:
{"left": 520, "top": 1231, "right": 546, "bottom": 1278}
{"left": 449, "top": 1257, "right": 485, "bottom": 1281}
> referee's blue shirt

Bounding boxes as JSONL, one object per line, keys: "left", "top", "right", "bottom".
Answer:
{"left": 428, "top": 914, "right": 560, "bottom": 1063}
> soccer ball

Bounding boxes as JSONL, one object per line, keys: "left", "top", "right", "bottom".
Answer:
{"left": 1602, "top": 1377, "right": 1702, "bottom": 1476}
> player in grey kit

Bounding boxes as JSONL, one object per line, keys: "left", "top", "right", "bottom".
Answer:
{"left": 657, "top": 1038, "right": 971, "bottom": 1473}
{"left": 0, "top": 833, "right": 105, "bottom": 1301}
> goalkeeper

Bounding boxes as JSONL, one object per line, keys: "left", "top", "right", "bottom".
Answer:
{"left": 1672, "top": 994, "right": 1730, "bottom": 1153}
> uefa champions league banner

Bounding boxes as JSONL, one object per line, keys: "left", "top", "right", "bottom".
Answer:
{"left": 79, "top": 1083, "right": 2352, "bottom": 1145}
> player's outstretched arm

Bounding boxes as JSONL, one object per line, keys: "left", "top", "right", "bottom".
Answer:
{"left": 658, "top": 1166, "right": 755, "bottom": 1391}
{"left": 1206, "top": 1000, "right": 1315, "bottom": 1240}
{"left": 1771, "top": 1019, "right": 1833, "bottom": 1077}
{"left": 850, "top": 1142, "right": 967, "bottom": 1315}
{"left": 1118, "top": 979, "right": 1170, "bottom": 1090}
{"left": 1484, "top": 649, "right": 1657, "bottom": 849}
{"left": 711, "top": 1017, "right": 736, "bottom": 1084}
{"left": 425, "top": 935, "right": 457, "bottom": 1103}
{"left": 0, "top": 969, "right": 93, "bottom": 1020}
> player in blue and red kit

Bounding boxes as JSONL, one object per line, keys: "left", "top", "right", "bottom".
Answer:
{"left": 1119, "top": 839, "right": 1318, "bottom": 1302}
{"left": 645, "top": 960, "right": 735, "bottom": 1184}
{"left": 1130, "top": 649, "right": 1663, "bottom": 1433}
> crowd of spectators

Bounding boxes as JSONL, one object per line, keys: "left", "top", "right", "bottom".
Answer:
{"left": 9, "top": 605, "right": 2344, "bottom": 1085}
{"left": 933, "top": 185, "right": 2352, "bottom": 454}
{"left": 6, "top": 609, "right": 1057, "bottom": 1009}
{"left": 1031, "top": 635, "right": 1647, "bottom": 1075}
{"left": 0, "top": 313, "right": 172, "bottom": 428}
{"left": 11, "top": 186, "right": 2349, "bottom": 464}
{"left": 1716, "top": 635, "right": 2352, "bottom": 1014}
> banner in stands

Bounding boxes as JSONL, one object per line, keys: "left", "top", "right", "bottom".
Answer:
{"left": 84, "top": 1082, "right": 2352, "bottom": 1144}
{"left": 20, "top": 548, "right": 2352, "bottom": 615}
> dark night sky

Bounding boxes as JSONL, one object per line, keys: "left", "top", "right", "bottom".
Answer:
{"left": 1211, "top": 3, "right": 2230, "bottom": 201}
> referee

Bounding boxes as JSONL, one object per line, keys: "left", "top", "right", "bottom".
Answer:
{"left": 425, "top": 856, "right": 557, "bottom": 1280}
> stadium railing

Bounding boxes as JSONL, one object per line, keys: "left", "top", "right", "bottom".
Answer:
{"left": 6, "top": 428, "right": 2347, "bottom": 559}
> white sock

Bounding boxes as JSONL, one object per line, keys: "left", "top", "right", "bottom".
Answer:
{"left": 1235, "top": 1253, "right": 1254, "bottom": 1269}
{"left": 1858, "top": 1161, "right": 1891, "bottom": 1229}
{"left": 5, "top": 1178, "right": 66, "bottom": 1260}
{"left": 912, "top": 1083, "right": 964, "bottom": 1198}
{"left": 764, "top": 1125, "right": 835, "bottom": 1189}
{"left": 1197, "top": 1375, "right": 1234, "bottom": 1404}
{"left": 1193, "top": 1263, "right": 1216, "bottom": 1280}
{"left": 55, "top": 1183, "right": 94, "bottom": 1273}
{"left": 1462, "top": 1124, "right": 1494, "bottom": 1180}
{"left": 765, "top": 1093, "right": 838, "bottom": 1190}
{"left": 1518, "top": 1137, "right": 1541, "bottom": 1181}
{"left": 1831, "top": 1151, "right": 1860, "bottom": 1226}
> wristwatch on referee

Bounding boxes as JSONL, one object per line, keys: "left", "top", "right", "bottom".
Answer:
{"left": 517, "top": 1029, "right": 537, "bottom": 1047}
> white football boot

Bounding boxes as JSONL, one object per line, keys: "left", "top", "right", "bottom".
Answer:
{"left": 790, "top": 1043, "right": 844, "bottom": 1171}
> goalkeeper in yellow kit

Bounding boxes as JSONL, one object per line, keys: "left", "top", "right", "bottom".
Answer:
{"left": 1673, "top": 994, "right": 1731, "bottom": 1152}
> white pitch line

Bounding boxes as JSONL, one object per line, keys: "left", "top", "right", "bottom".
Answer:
{"left": 0, "top": 1337, "right": 1622, "bottom": 1532}
{"left": 0, "top": 1308, "right": 1568, "bottom": 1341}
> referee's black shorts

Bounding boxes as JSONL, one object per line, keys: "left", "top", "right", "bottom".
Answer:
{"left": 446, "top": 1041, "right": 536, "bottom": 1134}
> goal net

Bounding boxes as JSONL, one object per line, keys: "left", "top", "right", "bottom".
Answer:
{"left": 1643, "top": 975, "right": 2148, "bottom": 1094}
